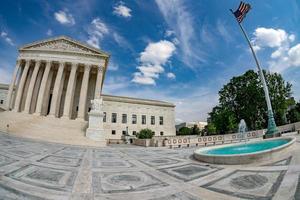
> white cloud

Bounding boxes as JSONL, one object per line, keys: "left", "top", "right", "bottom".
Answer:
{"left": 85, "top": 18, "right": 131, "bottom": 50}
{"left": 216, "top": 20, "right": 233, "bottom": 43}
{"left": 288, "top": 44, "right": 300, "bottom": 67}
{"left": 113, "top": 2, "right": 132, "bottom": 18}
{"left": 86, "top": 18, "right": 109, "bottom": 48}
{"left": 108, "top": 60, "right": 119, "bottom": 71}
{"left": 54, "top": 9, "right": 75, "bottom": 25}
{"left": 0, "top": 31, "right": 14, "bottom": 46}
{"left": 112, "top": 32, "right": 132, "bottom": 50}
{"left": 252, "top": 27, "right": 300, "bottom": 73}
{"left": 132, "top": 40, "right": 176, "bottom": 85}
{"left": 156, "top": 0, "right": 206, "bottom": 67}
{"left": 46, "top": 29, "right": 53, "bottom": 36}
{"left": 132, "top": 73, "right": 156, "bottom": 85}
{"left": 252, "top": 28, "right": 288, "bottom": 48}
{"left": 167, "top": 72, "right": 176, "bottom": 79}
{"left": 165, "top": 30, "right": 175, "bottom": 37}
{"left": 140, "top": 40, "right": 176, "bottom": 65}
{"left": 289, "top": 34, "right": 295, "bottom": 42}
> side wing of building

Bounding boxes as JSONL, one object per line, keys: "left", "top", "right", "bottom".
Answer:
{"left": 102, "top": 94, "right": 176, "bottom": 138}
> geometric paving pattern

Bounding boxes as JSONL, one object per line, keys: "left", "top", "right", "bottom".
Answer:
{"left": 92, "top": 159, "right": 135, "bottom": 168}
{"left": 53, "top": 147, "right": 86, "bottom": 158}
{"left": 138, "top": 157, "right": 181, "bottom": 167}
{"left": 2, "top": 148, "right": 37, "bottom": 158}
{"left": 0, "top": 154, "right": 17, "bottom": 167}
{"left": 0, "top": 132, "right": 300, "bottom": 200}
{"left": 6, "top": 164, "right": 77, "bottom": 192}
{"left": 202, "top": 170, "right": 287, "bottom": 199}
{"left": 295, "top": 175, "right": 300, "bottom": 200}
{"left": 0, "top": 183, "right": 45, "bottom": 200}
{"left": 159, "top": 163, "right": 222, "bottom": 181}
{"left": 264, "top": 156, "right": 292, "bottom": 166}
{"left": 92, "top": 171, "right": 168, "bottom": 193}
{"left": 149, "top": 192, "right": 201, "bottom": 200}
{"left": 37, "top": 155, "right": 82, "bottom": 167}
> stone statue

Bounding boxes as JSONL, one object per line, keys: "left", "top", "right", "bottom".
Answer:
{"left": 86, "top": 97, "right": 106, "bottom": 145}
{"left": 91, "top": 98, "right": 103, "bottom": 112}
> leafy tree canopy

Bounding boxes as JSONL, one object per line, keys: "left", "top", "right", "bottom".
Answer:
{"left": 207, "top": 70, "right": 294, "bottom": 134}
{"left": 137, "top": 128, "right": 154, "bottom": 139}
{"left": 287, "top": 101, "right": 300, "bottom": 123}
{"left": 177, "top": 127, "right": 192, "bottom": 136}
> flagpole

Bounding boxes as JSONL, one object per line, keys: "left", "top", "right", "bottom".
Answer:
{"left": 230, "top": 9, "right": 279, "bottom": 138}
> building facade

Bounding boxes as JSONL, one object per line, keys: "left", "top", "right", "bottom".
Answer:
{"left": 0, "top": 84, "right": 9, "bottom": 111}
{"left": 102, "top": 95, "right": 175, "bottom": 139}
{"left": 175, "top": 121, "right": 208, "bottom": 132}
{"left": 2, "top": 36, "right": 176, "bottom": 140}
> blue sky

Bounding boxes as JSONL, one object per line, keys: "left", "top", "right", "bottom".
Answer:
{"left": 0, "top": 0, "right": 300, "bottom": 123}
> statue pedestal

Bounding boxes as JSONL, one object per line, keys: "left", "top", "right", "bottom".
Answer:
{"left": 86, "top": 98, "right": 107, "bottom": 146}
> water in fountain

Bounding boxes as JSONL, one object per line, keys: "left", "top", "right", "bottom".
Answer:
{"left": 238, "top": 119, "right": 247, "bottom": 141}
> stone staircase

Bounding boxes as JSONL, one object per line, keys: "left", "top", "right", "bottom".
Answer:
{"left": 0, "top": 111, "right": 106, "bottom": 147}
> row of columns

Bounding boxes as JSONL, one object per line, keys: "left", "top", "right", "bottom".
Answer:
{"left": 6, "top": 59, "right": 104, "bottom": 120}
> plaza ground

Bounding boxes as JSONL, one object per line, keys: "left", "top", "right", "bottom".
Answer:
{"left": 0, "top": 131, "right": 300, "bottom": 200}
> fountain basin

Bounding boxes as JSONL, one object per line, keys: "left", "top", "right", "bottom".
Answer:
{"left": 194, "top": 137, "right": 296, "bottom": 165}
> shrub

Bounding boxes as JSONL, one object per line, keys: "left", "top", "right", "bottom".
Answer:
{"left": 177, "top": 127, "right": 192, "bottom": 136}
{"left": 137, "top": 128, "right": 154, "bottom": 139}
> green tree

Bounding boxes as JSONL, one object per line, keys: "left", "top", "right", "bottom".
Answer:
{"left": 208, "top": 70, "right": 293, "bottom": 134}
{"left": 137, "top": 128, "right": 154, "bottom": 139}
{"left": 287, "top": 102, "right": 300, "bottom": 123}
{"left": 206, "top": 123, "right": 217, "bottom": 135}
{"left": 191, "top": 125, "right": 201, "bottom": 135}
{"left": 177, "top": 127, "right": 192, "bottom": 135}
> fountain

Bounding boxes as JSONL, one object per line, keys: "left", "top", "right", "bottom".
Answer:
{"left": 238, "top": 119, "right": 247, "bottom": 141}
{"left": 193, "top": 120, "right": 296, "bottom": 165}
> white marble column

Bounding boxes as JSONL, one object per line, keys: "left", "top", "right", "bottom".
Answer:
{"left": 13, "top": 60, "right": 30, "bottom": 112}
{"left": 77, "top": 64, "right": 91, "bottom": 120}
{"left": 35, "top": 61, "right": 52, "bottom": 115}
{"left": 23, "top": 60, "right": 41, "bottom": 113}
{"left": 62, "top": 63, "right": 78, "bottom": 119}
{"left": 48, "top": 62, "right": 65, "bottom": 117}
{"left": 94, "top": 65, "right": 104, "bottom": 99}
{"left": 6, "top": 59, "right": 21, "bottom": 110}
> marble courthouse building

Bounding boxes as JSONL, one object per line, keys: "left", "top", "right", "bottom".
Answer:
{"left": 1, "top": 36, "right": 175, "bottom": 143}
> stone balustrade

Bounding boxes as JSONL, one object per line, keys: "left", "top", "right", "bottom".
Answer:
{"left": 148, "top": 121, "right": 300, "bottom": 148}
{"left": 163, "top": 130, "right": 264, "bottom": 148}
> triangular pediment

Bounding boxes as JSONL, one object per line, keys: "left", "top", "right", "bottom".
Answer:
{"left": 19, "top": 36, "right": 109, "bottom": 57}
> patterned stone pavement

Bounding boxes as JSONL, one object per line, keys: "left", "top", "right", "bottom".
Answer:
{"left": 0, "top": 132, "right": 300, "bottom": 200}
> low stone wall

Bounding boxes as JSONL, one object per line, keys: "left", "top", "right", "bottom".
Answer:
{"left": 131, "top": 122, "right": 300, "bottom": 148}
{"left": 132, "top": 139, "right": 151, "bottom": 147}
{"left": 108, "top": 139, "right": 124, "bottom": 144}
{"left": 163, "top": 130, "right": 264, "bottom": 148}
{"left": 295, "top": 122, "right": 300, "bottom": 130}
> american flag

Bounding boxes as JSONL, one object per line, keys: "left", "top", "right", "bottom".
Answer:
{"left": 233, "top": 2, "right": 251, "bottom": 23}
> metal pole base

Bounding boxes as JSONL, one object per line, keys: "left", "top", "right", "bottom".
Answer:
{"left": 264, "top": 110, "right": 280, "bottom": 139}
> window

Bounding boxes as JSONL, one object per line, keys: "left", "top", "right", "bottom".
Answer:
{"left": 0, "top": 100, "right": 3, "bottom": 104}
{"left": 111, "top": 113, "right": 117, "bottom": 123}
{"left": 122, "top": 130, "right": 127, "bottom": 135}
{"left": 132, "top": 131, "right": 136, "bottom": 135}
{"left": 159, "top": 116, "right": 164, "bottom": 125}
{"left": 132, "top": 114, "right": 137, "bottom": 124}
{"left": 151, "top": 116, "right": 155, "bottom": 125}
{"left": 112, "top": 130, "right": 116, "bottom": 135}
{"left": 142, "top": 115, "right": 146, "bottom": 124}
{"left": 122, "top": 114, "right": 127, "bottom": 123}
{"left": 103, "top": 112, "right": 106, "bottom": 122}
{"left": 160, "top": 131, "right": 164, "bottom": 136}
